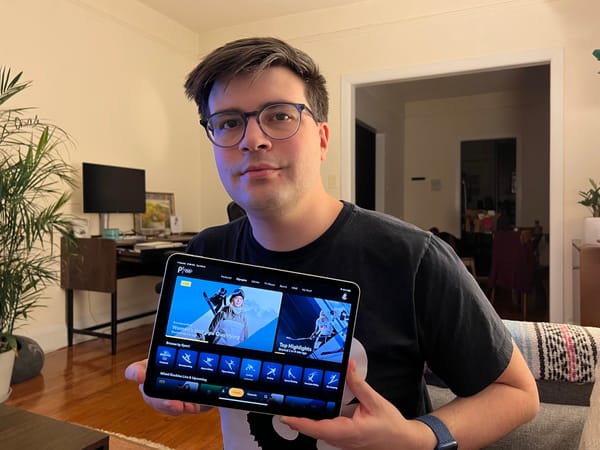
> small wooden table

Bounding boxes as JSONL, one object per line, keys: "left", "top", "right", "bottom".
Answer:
{"left": 0, "top": 404, "right": 109, "bottom": 449}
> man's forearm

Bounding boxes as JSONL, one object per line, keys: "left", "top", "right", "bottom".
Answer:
{"left": 430, "top": 342, "right": 539, "bottom": 449}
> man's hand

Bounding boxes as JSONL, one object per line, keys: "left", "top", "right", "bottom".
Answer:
{"left": 124, "top": 359, "right": 209, "bottom": 415}
{"left": 280, "top": 360, "right": 436, "bottom": 450}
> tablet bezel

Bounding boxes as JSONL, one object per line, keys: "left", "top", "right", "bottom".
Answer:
{"left": 143, "top": 253, "right": 360, "bottom": 420}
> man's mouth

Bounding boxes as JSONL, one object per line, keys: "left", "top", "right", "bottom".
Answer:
{"left": 240, "top": 164, "right": 280, "bottom": 176}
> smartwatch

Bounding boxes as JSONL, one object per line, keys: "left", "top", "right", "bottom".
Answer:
{"left": 415, "top": 414, "right": 458, "bottom": 450}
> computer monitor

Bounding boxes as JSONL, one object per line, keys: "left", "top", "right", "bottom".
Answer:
{"left": 82, "top": 162, "right": 146, "bottom": 235}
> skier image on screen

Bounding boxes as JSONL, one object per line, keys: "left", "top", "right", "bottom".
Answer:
{"left": 203, "top": 287, "right": 228, "bottom": 314}
{"left": 310, "top": 310, "right": 334, "bottom": 351}
{"left": 208, "top": 288, "right": 248, "bottom": 346}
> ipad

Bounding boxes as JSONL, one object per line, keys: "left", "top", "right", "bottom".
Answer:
{"left": 143, "top": 253, "right": 360, "bottom": 420}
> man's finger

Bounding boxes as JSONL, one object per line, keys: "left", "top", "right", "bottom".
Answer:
{"left": 125, "top": 359, "right": 148, "bottom": 383}
{"left": 344, "top": 359, "right": 381, "bottom": 413}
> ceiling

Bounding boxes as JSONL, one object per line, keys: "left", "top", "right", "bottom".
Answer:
{"left": 135, "top": 1, "right": 549, "bottom": 110}
{"left": 136, "top": 0, "right": 361, "bottom": 33}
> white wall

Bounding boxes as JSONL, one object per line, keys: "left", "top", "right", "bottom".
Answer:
{"left": 403, "top": 88, "right": 549, "bottom": 236}
{"left": 355, "top": 89, "right": 405, "bottom": 217}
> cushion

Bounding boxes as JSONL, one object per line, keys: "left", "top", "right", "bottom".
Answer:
{"left": 504, "top": 320, "right": 600, "bottom": 383}
{"left": 428, "top": 385, "right": 587, "bottom": 450}
{"left": 488, "top": 401, "right": 587, "bottom": 450}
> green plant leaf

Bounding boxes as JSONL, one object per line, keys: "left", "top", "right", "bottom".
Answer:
{"left": 578, "top": 178, "right": 600, "bottom": 217}
{"left": 1, "top": 67, "right": 77, "bottom": 338}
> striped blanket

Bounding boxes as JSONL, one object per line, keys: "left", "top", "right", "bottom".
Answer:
{"left": 504, "top": 320, "right": 600, "bottom": 383}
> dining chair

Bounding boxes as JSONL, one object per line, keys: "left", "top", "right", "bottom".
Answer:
{"left": 488, "top": 230, "right": 536, "bottom": 320}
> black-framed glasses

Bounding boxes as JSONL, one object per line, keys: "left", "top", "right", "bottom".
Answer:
{"left": 200, "top": 102, "right": 317, "bottom": 148}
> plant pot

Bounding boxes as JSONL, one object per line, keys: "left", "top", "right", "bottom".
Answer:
{"left": 11, "top": 335, "right": 45, "bottom": 384}
{"left": 583, "top": 217, "right": 600, "bottom": 245}
{"left": 0, "top": 349, "right": 16, "bottom": 403}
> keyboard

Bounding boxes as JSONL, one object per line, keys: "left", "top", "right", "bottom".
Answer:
{"left": 134, "top": 241, "right": 185, "bottom": 251}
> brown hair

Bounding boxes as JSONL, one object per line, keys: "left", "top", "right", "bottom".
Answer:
{"left": 184, "top": 37, "right": 328, "bottom": 122}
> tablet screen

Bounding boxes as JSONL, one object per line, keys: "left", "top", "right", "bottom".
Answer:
{"left": 143, "top": 253, "right": 360, "bottom": 420}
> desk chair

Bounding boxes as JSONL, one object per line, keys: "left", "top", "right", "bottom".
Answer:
{"left": 488, "top": 230, "right": 536, "bottom": 320}
{"left": 227, "top": 201, "right": 246, "bottom": 221}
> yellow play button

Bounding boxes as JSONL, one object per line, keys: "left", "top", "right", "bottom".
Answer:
{"left": 228, "top": 387, "right": 244, "bottom": 397}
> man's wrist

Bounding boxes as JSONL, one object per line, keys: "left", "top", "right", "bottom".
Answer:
{"left": 414, "top": 414, "right": 458, "bottom": 450}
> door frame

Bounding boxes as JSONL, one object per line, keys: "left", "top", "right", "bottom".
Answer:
{"left": 340, "top": 49, "right": 564, "bottom": 323}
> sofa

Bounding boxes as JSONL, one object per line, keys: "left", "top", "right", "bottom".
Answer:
{"left": 427, "top": 319, "right": 600, "bottom": 449}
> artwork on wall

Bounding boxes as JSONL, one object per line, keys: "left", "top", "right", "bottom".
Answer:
{"left": 134, "top": 192, "right": 175, "bottom": 235}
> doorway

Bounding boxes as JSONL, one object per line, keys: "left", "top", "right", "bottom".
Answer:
{"left": 355, "top": 121, "right": 376, "bottom": 210}
{"left": 343, "top": 50, "right": 563, "bottom": 323}
{"left": 461, "top": 138, "right": 517, "bottom": 231}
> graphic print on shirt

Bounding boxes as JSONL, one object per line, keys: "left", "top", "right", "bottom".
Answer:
{"left": 245, "top": 338, "right": 367, "bottom": 449}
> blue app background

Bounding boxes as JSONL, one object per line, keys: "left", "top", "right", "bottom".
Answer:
{"left": 165, "top": 277, "right": 282, "bottom": 352}
{"left": 275, "top": 294, "right": 350, "bottom": 363}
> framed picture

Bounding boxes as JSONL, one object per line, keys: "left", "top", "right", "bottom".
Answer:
{"left": 134, "top": 192, "right": 175, "bottom": 235}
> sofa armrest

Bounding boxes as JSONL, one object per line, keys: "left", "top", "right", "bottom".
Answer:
{"left": 579, "top": 362, "right": 600, "bottom": 449}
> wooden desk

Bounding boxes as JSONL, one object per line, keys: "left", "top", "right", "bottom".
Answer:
{"left": 0, "top": 404, "right": 108, "bottom": 449}
{"left": 60, "top": 235, "right": 195, "bottom": 354}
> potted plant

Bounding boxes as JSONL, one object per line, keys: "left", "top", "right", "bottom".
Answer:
{"left": 0, "top": 67, "right": 76, "bottom": 402}
{"left": 578, "top": 178, "right": 600, "bottom": 245}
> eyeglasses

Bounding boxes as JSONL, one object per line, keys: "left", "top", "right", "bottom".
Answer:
{"left": 200, "top": 102, "right": 317, "bottom": 148}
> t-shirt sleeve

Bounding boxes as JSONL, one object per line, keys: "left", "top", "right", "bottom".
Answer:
{"left": 414, "top": 235, "right": 513, "bottom": 397}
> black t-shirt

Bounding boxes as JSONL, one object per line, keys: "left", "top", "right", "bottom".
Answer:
{"left": 186, "top": 201, "right": 512, "bottom": 450}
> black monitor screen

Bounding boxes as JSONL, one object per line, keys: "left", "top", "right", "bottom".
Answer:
{"left": 82, "top": 162, "right": 146, "bottom": 213}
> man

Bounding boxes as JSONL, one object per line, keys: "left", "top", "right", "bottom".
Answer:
{"left": 126, "top": 37, "right": 538, "bottom": 450}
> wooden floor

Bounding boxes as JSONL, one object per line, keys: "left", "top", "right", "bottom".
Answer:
{"left": 5, "top": 324, "right": 223, "bottom": 450}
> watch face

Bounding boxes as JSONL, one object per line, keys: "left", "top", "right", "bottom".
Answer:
{"left": 438, "top": 441, "right": 458, "bottom": 450}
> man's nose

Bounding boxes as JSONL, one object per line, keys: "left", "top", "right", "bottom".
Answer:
{"left": 239, "top": 117, "right": 270, "bottom": 151}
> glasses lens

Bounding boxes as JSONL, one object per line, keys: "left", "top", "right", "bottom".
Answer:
{"left": 207, "top": 112, "right": 245, "bottom": 147}
{"left": 258, "top": 104, "right": 302, "bottom": 140}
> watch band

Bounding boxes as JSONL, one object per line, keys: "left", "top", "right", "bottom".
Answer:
{"left": 415, "top": 414, "right": 458, "bottom": 450}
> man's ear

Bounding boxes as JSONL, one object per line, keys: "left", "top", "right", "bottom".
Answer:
{"left": 319, "top": 122, "right": 330, "bottom": 161}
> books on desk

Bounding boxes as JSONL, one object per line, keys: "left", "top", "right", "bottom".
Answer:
{"left": 134, "top": 241, "right": 185, "bottom": 251}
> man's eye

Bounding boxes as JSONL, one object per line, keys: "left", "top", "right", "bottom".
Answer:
{"left": 273, "top": 112, "right": 292, "bottom": 121}
{"left": 222, "top": 119, "right": 242, "bottom": 129}
{"left": 212, "top": 115, "right": 243, "bottom": 130}
{"left": 264, "top": 109, "right": 296, "bottom": 123}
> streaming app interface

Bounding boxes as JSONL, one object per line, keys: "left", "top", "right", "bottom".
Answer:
{"left": 144, "top": 254, "right": 359, "bottom": 420}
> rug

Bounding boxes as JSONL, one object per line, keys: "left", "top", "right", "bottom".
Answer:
{"left": 93, "top": 428, "right": 174, "bottom": 450}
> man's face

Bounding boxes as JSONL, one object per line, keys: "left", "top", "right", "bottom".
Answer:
{"left": 231, "top": 295, "right": 244, "bottom": 307}
{"left": 207, "top": 66, "right": 329, "bottom": 215}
